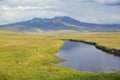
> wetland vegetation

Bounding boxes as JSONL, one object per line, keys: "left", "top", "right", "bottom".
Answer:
{"left": 0, "top": 31, "right": 120, "bottom": 80}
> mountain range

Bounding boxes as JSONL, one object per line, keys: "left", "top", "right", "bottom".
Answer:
{"left": 0, "top": 16, "right": 120, "bottom": 33}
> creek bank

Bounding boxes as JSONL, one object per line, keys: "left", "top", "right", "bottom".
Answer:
{"left": 52, "top": 58, "right": 66, "bottom": 64}
{"left": 60, "top": 39, "right": 120, "bottom": 57}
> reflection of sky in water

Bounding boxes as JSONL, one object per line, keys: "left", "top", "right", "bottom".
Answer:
{"left": 56, "top": 41, "right": 120, "bottom": 73}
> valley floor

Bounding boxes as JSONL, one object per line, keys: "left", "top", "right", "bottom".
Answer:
{"left": 0, "top": 31, "right": 120, "bottom": 80}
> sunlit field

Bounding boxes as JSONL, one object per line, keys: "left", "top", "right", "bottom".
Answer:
{"left": 51, "top": 33, "right": 120, "bottom": 50}
{"left": 0, "top": 31, "right": 120, "bottom": 80}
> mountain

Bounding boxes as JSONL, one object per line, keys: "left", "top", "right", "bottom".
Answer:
{"left": 0, "top": 16, "right": 120, "bottom": 33}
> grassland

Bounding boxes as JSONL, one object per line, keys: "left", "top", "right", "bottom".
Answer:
{"left": 0, "top": 31, "right": 120, "bottom": 80}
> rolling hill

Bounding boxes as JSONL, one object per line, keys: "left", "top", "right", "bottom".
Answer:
{"left": 0, "top": 16, "right": 120, "bottom": 33}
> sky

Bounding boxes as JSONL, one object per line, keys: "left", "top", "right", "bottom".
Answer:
{"left": 0, "top": 0, "right": 120, "bottom": 25}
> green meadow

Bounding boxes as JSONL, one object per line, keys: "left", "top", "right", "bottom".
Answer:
{"left": 0, "top": 31, "right": 120, "bottom": 80}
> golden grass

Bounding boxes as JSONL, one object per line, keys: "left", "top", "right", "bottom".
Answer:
{"left": 0, "top": 31, "right": 120, "bottom": 80}
{"left": 51, "top": 33, "right": 120, "bottom": 50}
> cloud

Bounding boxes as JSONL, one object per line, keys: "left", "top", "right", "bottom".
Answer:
{"left": 59, "top": 0, "right": 120, "bottom": 5}
{"left": 0, "top": 10, "right": 67, "bottom": 24}
{"left": 1, "top": 0, "right": 120, "bottom": 7}
{"left": 0, "top": 0, "right": 120, "bottom": 24}
{"left": 95, "top": 0, "right": 120, "bottom": 5}
{"left": 0, "top": 5, "right": 57, "bottom": 11}
{"left": 0, "top": 0, "right": 5, "bottom": 1}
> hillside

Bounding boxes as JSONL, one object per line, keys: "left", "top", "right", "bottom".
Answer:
{"left": 0, "top": 16, "right": 120, "bottom": 33}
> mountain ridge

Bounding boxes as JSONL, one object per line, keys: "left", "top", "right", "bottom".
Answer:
{"left": 0, "top": 16, "right": 120, "bottom": 32}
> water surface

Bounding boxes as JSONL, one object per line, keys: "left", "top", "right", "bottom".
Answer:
{"left": 56, "top": 41, "right": 120, "bottom": 73}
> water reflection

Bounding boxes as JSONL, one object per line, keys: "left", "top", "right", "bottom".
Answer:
{"left": 56, "top": 41, "right": 120, "bottom": 73}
